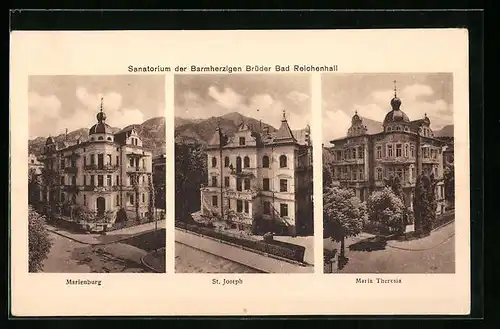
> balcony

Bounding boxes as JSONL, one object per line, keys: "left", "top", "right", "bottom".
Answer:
{"left": 229, "top": 167, "right": 256, "bottom": 177}
{"left": 82, "top": 185, "right": 119, "bottom": 192}
{"left": 126, "top": 166, "right": 149, "bottom": 173}
{"left": 378, "top": 157, "right": 414, "bottom": 164}
{"left": 224, "top": 188, "right": 259, "bottom": 200}
{"left": 64, "top": 166, "right": 78, "bottom": 174}
{"left": 84, "top": 164, "right": 120, "bottom": 173}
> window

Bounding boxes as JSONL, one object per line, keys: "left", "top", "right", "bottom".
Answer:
{"left": 211, "top": 176, "right": 217, "bottom": 187}
{"left": 142, "top": 175, "right": 145, "bottom": 184}
{"left": 244, "top": 178, "right": 250, "bottom": 190}
{"left": 279, "top": 155, "right": 287, "bottom": 168}
{"left": 107, "top": 137, "right": 112, "bottom": 141}
{"left": 376, "top": 168, "right": 383, "bottom": 180}
{"left": 71, "top": 176, "right": 76, "bottom": 185}
{"left": 98, "top": 175, "right": 104, "bottom": 186}
{"left": 107, "top": 154, "right": 112, "bottom": 165}
{"left": 236, "top": 178, "right": 242, "bottom": 191}
{"left": 236, "top": 200, "right": 243, "bottom": 212}
{"left": 83, "top": 195, "right": 87, "bottom": 205}
{"left": 98, "top": 136, "right": 104, "bottom": 140}
{"left": 262, "top": 155, "right": 270, "bottom": 168}
{"left": 352, "top": 148, "right": 357, "bottom": 159}
{"left": 396, "top": 144, "right": 402, "bottom": 157}
{"left": 224, "top": 157, "right": 230, "bottom": 167}
{"left": 116, "top": 194, "right": 120, "bottom": 206}
{"left": 280, "top": 179, "right": 288, "bottom": 192}
{"left": 129, "top": 158, "right": 134, "bottom": 167}
{"left": 423, "top": 147, "right": 429, "bottom": 158}
{"left": 410, "top": 145, "right": 415, "bottom": 157}
{"left": 358, "top": 146, "right": 363, "bottom": 158}
{"left": 60, "top": 159, "right": 65, "bottom": 169}
{"left": 387, "top": 127, "right": 392, "bottom": 132}
{"left": 224, "top": 176, "right": 230, "bottom": 187}
{"left": 90, "top": 175, "right": 95, "bottom": 186}
{"left": 263, "top": 201, "right": 271, "bottom": 215}
{"left": 387, "top": 144, "right": 394, "bottom": 157}
{"left": 376, "top": 146, "right": 382, "bottom": 159}
{"left": 396, "top": 126, "right": 402, "bottom": 131}
{"left": 263, "top": 178, "right": 270, "bottom": 191}
{"left": 72, "top": 194, "right": 76, "bottom": 204}
{"left": 239, "top": 137, "right": 246, "bottom": 146}
{"left": 396, "top": 168, "right": 403, "bottom": 180}
{"left": 243, "top": 156, "right": 250, "bottom": 168}
{"left": 116, "top": 175, "right": 120, "bottom": 185}
{"left": 97, "top": 154, "right": 104, "bottom": 169}
{"left": 61, "top": 193, "right": 65, "bottom": 202}
{"left": 280, "top": 203, "right": 288, "bottom": 217}
{"left": 129, "top": 194, "right": 134, "bottom": 204}
{"left": 116, "top": 156, "right": 119, "bottom": 166}
{"left": 83, "top": 156, "right": 87, "bottom": 166}
{"left": 244, "top": 201, "right": 249, "bottom": 213}
{"left": 351, "top": 168, "right": 357, "bottom": 180}
{"left": 60, "top": 176, "right": 65, "bottom": 185}
{"left": 227, "top": 200, "right": 231, "bottom": 209}
{"left": 107, "top": 175, "right": 112, "bottom": 186}
{"left": 211, "top": 157, "right": 217, "bottom": 168}
{"left": 84, "top": 175, "right": 87, "bottom": 185}
{"left": 358, "top": 168, "right": 364, "bottom": 180}
{"left": 142, "top": 193, "right": 145, "bottom": 203}
{"left": 404, "top": 144, "right": 409, "bottom": 157}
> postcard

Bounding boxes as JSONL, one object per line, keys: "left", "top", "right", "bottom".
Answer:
{"left": 10, "top": 29, "right": 470, "bottom": 316}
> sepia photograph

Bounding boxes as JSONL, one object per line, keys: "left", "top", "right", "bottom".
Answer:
{"left": 28, "top": 75, "right": 166, "bottom": 273}
{"left": 174, "top": 74, "right": 314, "bottom": 273}
{"left": 322, "top": 73, "right": 455, "bottom": 274}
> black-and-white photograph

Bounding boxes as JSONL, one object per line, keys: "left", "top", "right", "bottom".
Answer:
{"left": 322, "top": 73, "right": 455, "bottom": 273}
{"left": 174, "top": 74, "right": 314, "bottom": 273}
{"left": 28, "top": 75, "right": 166, "bottom": 273}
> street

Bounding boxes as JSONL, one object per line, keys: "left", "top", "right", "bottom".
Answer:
{"left": 324, "top": 222, "right": 455, "bottom": 273}
{"left": 42, "top": 231, "right": 150, "bottom": 273}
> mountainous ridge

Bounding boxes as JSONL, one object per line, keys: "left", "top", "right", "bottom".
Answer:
{"left": 29, "top": 116, "right": 166, "bottom": 157}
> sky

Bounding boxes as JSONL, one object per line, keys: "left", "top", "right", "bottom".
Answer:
{"left": 322, "top": 73, "right": 454, "bottom": 144}
{"left": 174, "top": 74, "right": 311, "bottom": 130}
{"left": 28, "top": 75, "right": 165, "bottom": 139}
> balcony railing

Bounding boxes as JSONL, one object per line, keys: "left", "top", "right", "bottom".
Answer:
{"left": 229, "top": 167, "right": 256, "bottom": 177}
{"left": 126, "top": 166, "right": 149, "bottom": 173}
{"left": 84, "top": 164, "right": 120, "bottom": 172}
{"left": 224, "top": 188, "right": 259, "bottom": 200}
{"left": 83, "top": 185, "right": 120, "bottom": 192}
{"left": 64, "top": 166, "right": 78, "bottom": 174}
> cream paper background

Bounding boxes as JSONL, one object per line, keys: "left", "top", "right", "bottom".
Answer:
{"left": 10, "top": 29, "right": 470, "bottom": 316}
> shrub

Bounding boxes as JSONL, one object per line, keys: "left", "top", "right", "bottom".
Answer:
{"left": 263, "top": 232, "right": 274, "bottom": 242}
{"left": 28, "top": 206, "right": 53, "bottom": 272}
{"left": 176, "top": 222, "right": 305, "bottom": 262}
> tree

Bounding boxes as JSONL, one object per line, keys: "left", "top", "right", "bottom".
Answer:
{"left": 367, "top": 187, "right": 405, "bottom": 234}
{"left": 175, "top": 142, "right": 207, "bottom": 222}
{"left": 323, "top": 150, "right": 334, "bottom": 189}
{"left": 28, "top": 168, "right": 41, "bottom": 205}
{"left": 413, "top": 173, "right": 438, "bottom": 235}
{"left": 28, "top": 206, "right": 53, "bottom": 272}
{"left": 323, "top": 186, "right": 367, "bottom": 258}
{"left": 443, "top": 164, "right": 455, "bottom": 204}
{"left": 384, "top": 175, "right": 408, "bottom": 234}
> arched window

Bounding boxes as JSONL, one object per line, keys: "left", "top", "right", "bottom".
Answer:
{"left": 98, "top": 136, "right": 104, "bottom": 140}
{"left": 224, "top": 157, "right": 230, "bottom": 167}
{"left": 279, "top": 155, "right": 287, "bottom": 168}
{"left": 90, "top": 137, "right": 95, "bottom": 141}
{"left": 243, "top": 156, "right": 250, "bottom": 168}
{"left": 396, "top": 126, "right": 402, "bottom": 131}
{"left": 236, "top": 156, "right": 242, "bottom": 173}
{"left": 404, "top": 126, "right": 409, "bottom": 132}
{"left": 387, "top": 127, "right": 392, "bottom": 132}
{"left": 211, "top": 157, "right": 217, "bottom": 168}
{"left": 262, "top": 155, "right": 270, "bottom": 168}
{"left": 107, "top": 137, "right": 112, "bottom": 141}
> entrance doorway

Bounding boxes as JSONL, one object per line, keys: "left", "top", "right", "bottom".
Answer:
{"left": 96, "top": 197, "right": 106, "bottom": 214}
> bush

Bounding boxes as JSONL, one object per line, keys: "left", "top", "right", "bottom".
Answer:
{"left": 263, "top": 232, "right": 274, "bottom": 242}
{"left": 28, "top": 206, "right": 53, "bottom": 272}
{"left": 367, "top": 187, "right": 405, "bottom": 234}
{"left": 176, "top": 222, "right": 305, "bottom": 262}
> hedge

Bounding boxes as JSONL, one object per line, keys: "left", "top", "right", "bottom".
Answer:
{"left": 176, "top": 221, "right": 305, "bottom": 263}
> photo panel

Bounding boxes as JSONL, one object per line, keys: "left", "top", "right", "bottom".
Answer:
{"left": 173, "top": 74, "right": 315, "bottom": 274}
{"left": 321, "top": 73, "right": 455, "bottom": 274}
{"left": 27, "top": 75, "right": 167, "bottom": 274}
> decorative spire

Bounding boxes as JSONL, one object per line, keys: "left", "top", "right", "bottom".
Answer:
{"left": 100, "top": 97, "right": 104, "bottom": 112}
{"left": 282, "top": 109, "right": 287, "bottom": 121}
{"left": 393, "top": 80, "right": 397, "bottom": 98}
{"left": 96, "top": 97, "right": 106, "bottom": 123}
{"left": 355, "top": 110, "right": 358, "bottom": 115}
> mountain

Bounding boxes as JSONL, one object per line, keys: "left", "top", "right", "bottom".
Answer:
{"left": 434, "top": 124, "right": 454, "bottom": 137}
{"left": 28, "top": 116, "right": 166, "bottom": 157}
{"left": 174, "top": 116, "right": 204, "bottom": 128}
{"left": 174, "top": 112, "right": 278, "bottom": 145}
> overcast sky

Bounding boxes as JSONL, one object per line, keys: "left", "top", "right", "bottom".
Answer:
{"left": 174, "top": 74, "right": 311, "bottom": 130}
{"left": 322, "top": 73, "right": 454, "bottom": 143}
{"left": 28, "top": 75, "right": 165, "bottom": 139}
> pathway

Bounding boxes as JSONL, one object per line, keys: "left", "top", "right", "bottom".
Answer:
{"left": 175, "top": 228, "right": 313, "bottom": 273}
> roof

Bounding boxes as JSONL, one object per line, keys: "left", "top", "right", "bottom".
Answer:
{"left": 89, "top": 122, "right": 114, "bottom": 135}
